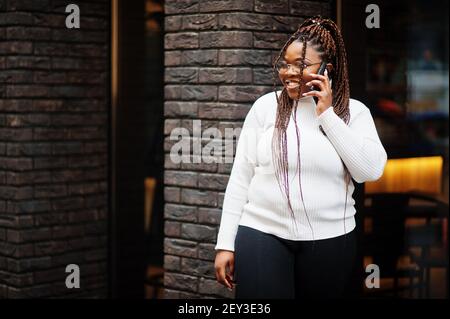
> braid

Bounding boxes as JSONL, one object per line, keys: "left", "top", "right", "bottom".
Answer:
{"left": 271, "top": 16, "right": 352, "bottom": 238}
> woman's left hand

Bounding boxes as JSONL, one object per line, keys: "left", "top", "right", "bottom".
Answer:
{"left": 302, "top": 69, "right": 333, "bottom": 116}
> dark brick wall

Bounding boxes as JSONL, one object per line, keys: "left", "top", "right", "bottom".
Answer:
{"left": 163, "top": 0, "right": 332, "bottom": 298}
{"left": 0, "top": 0, "right": 109, "bottom": 298}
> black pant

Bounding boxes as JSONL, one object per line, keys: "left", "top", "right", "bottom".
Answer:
{"left": 234, "top": 225, "right": 357, "bottom": 299}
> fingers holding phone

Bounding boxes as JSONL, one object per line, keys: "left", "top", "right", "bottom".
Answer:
{"left": 303, "top": 67, "right": 333, "bottom": 116}
{"left": 310, "top": 61, "right": 328, "bottom": 91}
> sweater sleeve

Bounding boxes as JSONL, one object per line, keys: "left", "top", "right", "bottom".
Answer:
{"left": 215, "top": 104, "right": 261, "bottom": 252}
{"left": 317, "top": 102, "right": 387, "bottom": 183}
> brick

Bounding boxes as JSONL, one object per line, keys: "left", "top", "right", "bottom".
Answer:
{"left": 198, "top": 243, "right": 217, "bottom": 261}
{"left": 219, "top": 85, "right": 272, "bottom": 102}
{"left": 51, "top": 197, "right": 84, "bottom": 211}
{"left": 164, "top": 221, "right": 181, "bottom": 237}
{"left": 165, "top": 67, "right": 198, "bottom": 83}
{"left": 12, "top": 244, "right": 34, "bottom": 258}
{"left": 51, "top": 252, "right": 85, "bottom": 268}
{"left": 0, "top": 12, "right": 34, "bottom": 25}
{"left": 164, "top": 289, "right": 180, "bottom": 298}
{"left": 164, "top": 238, "right": 197, "bottom": 258}
{"left": 181, "top": 257, "right": 215, "bottom": 278}
{"left": 51, "top": 58, "right": 106, "bottom": 71}
{"left": 84, "top": 194, "right": 106, "bottom": 208}
{"left": 164, "top": 154, "right": 180, "bottom": 169}
{"left": 272, "top": 15, "right": 304, "bottom": 32}
{"left": 181, "top": 223, "right": 217, "bottom": 242}
{"left": 164, "top": 85, "right": 182, "bottom": 100}
{"left": 0, "top": 185, "right": 33, "bottom": 200}
{"left": 181, "top": 188, "right": 218, "bottom": 207}
{"left": 0, "top": 157, "right": 33, "bottom": 171}
{"left": 6, "top": 26, "right": 51, "bottom": 40}
{"left": 6, "top": 143, "right": 51, "bottom": 156}
{"left": 254, "top": 32, "right": 290, "bottom": 49}
{"left": 198, "top": 208, "right": 222, "bottom": 225}
{"left": 164, "top": 170, "right": 198, "bottom": 187}
{"left": 165, "top": 0, "right": 199, "bottom": 14}
{"left": 198, "top": 102, "right": 250, "bottom": 120}
{"left": 181, "top": 159, "right": 217, "bottom": 173}
{"left": 199, "top": 31, "right": 252, "bottom": 48}
{"left": 6, "top": 114, "right": 51, "bottom": 127}
{"left": 164, "top": 186, "right": 181, "bottom": 203}
{"left": 254, "top": 67, "right": 278, "bottom": 85}
{"left": 6, "top": 85, "right": 49, "bottom": 97}
{"left": 181, "top": 50, "right": 217, "bottom": 66}
{"left": 33, "top": 157, "right": 67, "bottom": 169}
{"left": 164, "top": 51, "right": 181, "bottom": 66}
{"left": 68, "top": 183, "right": 101, "bottom": 195}
{"left": 0, "top": 41, "right": 32, "bottom": 54}
{"left": 165, "top": 15, "right": 182, "bottom": 32}
{"left": 182, "top": 14, "right": 217, "bottom": 30}
{"left": 34, "top": 185, "right": 67, "bottom": 198}
{"left": 218, "top": 13, "right": 273, "bottom": 31}
{"left": 164, "top": 204, "right": 197, "bottom": 222}
{"left": 165, "top": 32, "right": 199, "bottom": 49}
{"left": 255, "top": 0, "right": 288, "bottom": 14}
{"left": 6, "top": 56, "right": 51, "bottom": 69}
{"left": 33, "top": 71, "right": 67, "bottom": 84}
{"left": 6, "top": 171, "right": 52, "bottom": 185}
{"left": 1, "top": 273, "right": 34, "bottom": 287}
{"left": 198, "top": 173, "right": 229, "bottom": 190}
{"left": 181, "top": 85, "right": 217, "bottom": 101}
{"left": 51, "top": 142, "right": 84, "bottom": 155}
{"left": 218, "top": 49, "right": 272, "bottom": 66}
{"left": 199, "top": 0, "right": 253, "bottom": 12}
{"left": 164, "top": 272, "right": 197, "bottom": 292}
{"left": 0, "top": 70, "right": 33, "bottom": 83}
{"left": 34, "top": 240, "right": 67, "bottom": 255}
{"left": 164, "top": 255, "right": 181, "bottom": 271}
{"left": 34, "top": 267, "right": 66, "bottom": 284}
{"left": 6, "top": 0, "right": 50, "bottom": 11}
{"left": 52, "top": 29, "right": 106, "bottom": 43}
{"left": 198, "top": 68, "right": 252, "bottom": 84}
{"left": 7, "top": 256, "right": 52, "bottom": 273}
{"left": 164, "top": 119, "right": 180, "bottom": 135}
{"left": 290, "top": 0, "right": 330, "bottom": 17}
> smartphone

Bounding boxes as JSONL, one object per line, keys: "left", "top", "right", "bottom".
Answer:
{"left": 310, "top": 61, "right": 328, "bottom": 91}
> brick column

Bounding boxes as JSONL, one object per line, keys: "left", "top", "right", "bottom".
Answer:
{"left": 163, "top": 0, "right": 332, "bottom": 298}
{"left": 0, "top": 0, "right": 109, "bottom": 298}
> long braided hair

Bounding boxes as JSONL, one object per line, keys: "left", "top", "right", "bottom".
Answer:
{"left": 271, "top": 16, "right": 352, "bottom": 238}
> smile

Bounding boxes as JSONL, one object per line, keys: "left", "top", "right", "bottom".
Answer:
{"left": 285, "top": 80, "right": 300, "bottom": 89}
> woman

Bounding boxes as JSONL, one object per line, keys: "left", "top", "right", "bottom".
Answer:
{"left": 214, "top": 16, "right": 387, "bottom": 299}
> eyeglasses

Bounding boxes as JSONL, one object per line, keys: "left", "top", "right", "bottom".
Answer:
{"left": 275, "top": 60, "right": 322, "bottom": 73}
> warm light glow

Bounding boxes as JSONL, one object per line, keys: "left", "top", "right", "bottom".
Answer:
{"left": 365, "top": 156, "right": 443, "bottom": 194}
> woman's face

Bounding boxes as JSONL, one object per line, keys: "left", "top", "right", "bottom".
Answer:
{"left": 278, "top": 41, "right": 326, "bottom": 100}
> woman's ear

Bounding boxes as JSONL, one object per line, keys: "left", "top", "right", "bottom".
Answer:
{"left": 326, "top": 63, "right": 334, "bottom": 75}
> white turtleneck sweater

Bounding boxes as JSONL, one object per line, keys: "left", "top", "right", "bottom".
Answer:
{"left": 215, "top": 91, "right": 387, "bottom": 252}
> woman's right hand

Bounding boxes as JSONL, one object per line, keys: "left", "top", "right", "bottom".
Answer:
{"left": 214, "top": 250, "right": 235, "bottom": 290}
